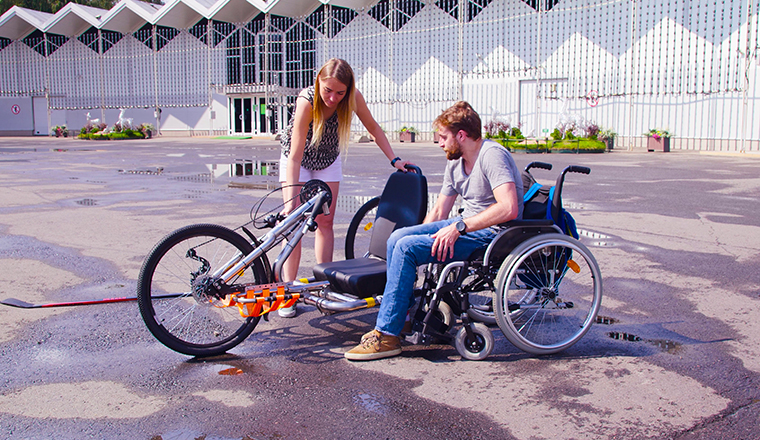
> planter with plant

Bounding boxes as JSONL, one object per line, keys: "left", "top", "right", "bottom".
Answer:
{"left": 138, "top": 123, "right": 155, "bottom": 139}
{"left": 51, "top": 125, "right": 69, "bottom": 138}
{"left": 599, "top": 127, "right": 617, "bottom": 151}
{"left": 399, "top": 126, "right": 417, "bottom": 142}
{"left": 645, "top": 129, "right": 672, "bottom": 152}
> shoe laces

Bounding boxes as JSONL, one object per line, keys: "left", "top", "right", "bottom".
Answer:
{"left": 361, "top": 330, "right": 382, "bottom": 348}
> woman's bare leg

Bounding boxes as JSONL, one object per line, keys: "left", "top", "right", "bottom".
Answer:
{"left": 314, "top": 181, "right": 340, "bottom": 264}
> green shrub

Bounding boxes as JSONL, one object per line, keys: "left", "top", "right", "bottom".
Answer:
{"left": 510, "top": 127, "right": 524, "bottom": 139}
{"left": 550, "top": 139, "right": 605, "bottom": 152}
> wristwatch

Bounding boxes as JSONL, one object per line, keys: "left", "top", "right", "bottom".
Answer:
{"left": 455, "top": 220, "right": 467, "bottom": 235}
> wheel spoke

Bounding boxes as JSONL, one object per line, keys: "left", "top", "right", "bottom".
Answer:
{"left": 137, "top": 224, "right": 270, "bottom": 357}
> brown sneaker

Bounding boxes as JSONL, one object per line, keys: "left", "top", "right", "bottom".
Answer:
{"left": 345, "top": 330, "right": 402, "bottom": 361}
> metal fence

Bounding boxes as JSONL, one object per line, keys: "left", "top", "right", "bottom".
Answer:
{"left": 1, "top": 0, "right": 758, "bottom": 150}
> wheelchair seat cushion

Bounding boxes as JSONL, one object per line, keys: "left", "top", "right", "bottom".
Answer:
{"left": 313, "top": 258, "right": 387, "bottom": 298}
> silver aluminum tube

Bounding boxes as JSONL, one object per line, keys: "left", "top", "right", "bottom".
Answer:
{"left": 435, "top": 261, "right": 466, "bottom": 292}
{"left": 302, "top": 290, "right": 382, "bottom": 313}
{"left": 217, "top": 195, "right": 318, "bottom": 284}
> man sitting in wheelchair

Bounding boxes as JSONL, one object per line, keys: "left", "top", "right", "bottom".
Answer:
{"left": 345, "top": 101, "right": 524, "bottom": 361}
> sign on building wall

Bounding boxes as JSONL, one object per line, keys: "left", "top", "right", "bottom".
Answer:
{"left": 0, "top": 97, "right": 33, "bottom": 135}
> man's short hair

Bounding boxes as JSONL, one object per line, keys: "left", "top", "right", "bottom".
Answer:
{"left": 433, "top": 101, "right": 482, "bottom": 141}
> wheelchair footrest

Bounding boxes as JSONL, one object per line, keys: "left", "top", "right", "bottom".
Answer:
{"left": 407, "top": 306, "right": 453, "bottom": 345}
{"left": 405, "top": 331, "right": 452, "bottom": 346}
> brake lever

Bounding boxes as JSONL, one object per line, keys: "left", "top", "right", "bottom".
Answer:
{"left": 264, "top": 213, "right": 286, "bottom": 228}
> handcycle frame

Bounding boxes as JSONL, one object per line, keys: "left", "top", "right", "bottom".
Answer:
{"left": 137, "top": 162, "right": 602, "bottom": 360}
{"left": 187, "top": 181, "right": 376, "bottom": 315}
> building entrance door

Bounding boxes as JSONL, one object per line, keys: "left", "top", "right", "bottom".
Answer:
{"left": 230, "top": 95, "right": 281, "bottom": 136}
{"left": 231, "top": 97, "right": 252, "bottom": 135}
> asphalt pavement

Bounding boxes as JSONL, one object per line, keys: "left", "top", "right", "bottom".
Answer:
{"left": 1, "top": 135, "right": 759, "bottom": 440}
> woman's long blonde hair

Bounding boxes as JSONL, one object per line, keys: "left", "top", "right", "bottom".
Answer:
{"left": 311, "top": 58, "right": 356, "bottom": 151}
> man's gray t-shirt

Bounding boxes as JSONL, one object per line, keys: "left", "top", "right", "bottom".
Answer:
{"left": 441, "top": 140, "right": 524, "bottom": 221}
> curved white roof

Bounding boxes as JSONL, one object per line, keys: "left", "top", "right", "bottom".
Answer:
{"left": 0, "top": 0, "right": 376, "bottom": 39}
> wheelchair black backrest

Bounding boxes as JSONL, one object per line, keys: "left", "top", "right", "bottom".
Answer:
{"left": 522, "top": 162, "right": 589, "bottom": 224}
{"left": 522, "top": 162, "right": 562, "bottom": 222}
{"left": 367, "top": 165, "right": 428, "bottom": 259}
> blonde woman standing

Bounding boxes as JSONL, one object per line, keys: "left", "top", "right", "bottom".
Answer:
{"left": 278, "top": 58, "right": 410, "bottom": 317}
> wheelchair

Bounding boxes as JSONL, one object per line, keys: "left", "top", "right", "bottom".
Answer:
{"left": 138, "top": 163, "right": 601, "bottom": 361}
{"left": 315, "top": 162, "right": 603, "bottom": 360}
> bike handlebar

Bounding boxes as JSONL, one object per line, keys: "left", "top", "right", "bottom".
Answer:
{"left": 264, "top": 213, "right": 285, "bottom": 228}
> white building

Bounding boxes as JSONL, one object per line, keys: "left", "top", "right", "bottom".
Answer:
{"left": 1, "top": 0, "right": 758, "bottom": 151}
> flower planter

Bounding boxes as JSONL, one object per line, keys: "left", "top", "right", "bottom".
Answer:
{"left": 399, "top": 131, "right": 415, "bottom": 143}
{"left": 647, "top": 137, "right": 670, "bottom": 152}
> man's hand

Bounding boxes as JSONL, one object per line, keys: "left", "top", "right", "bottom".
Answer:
{"left": 431, "top": 223, "right": 461, "bottom": 261}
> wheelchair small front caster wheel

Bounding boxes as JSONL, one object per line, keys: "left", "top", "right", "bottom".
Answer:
{"left": 455, "top": 322, "right": 494, "bottom": 361}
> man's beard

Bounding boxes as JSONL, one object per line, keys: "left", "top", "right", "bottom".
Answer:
{"left": 445, "top": 139, "right": 463, "bottom": 160}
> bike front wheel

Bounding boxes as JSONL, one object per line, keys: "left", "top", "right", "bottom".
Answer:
{"left": 137, "top": 224, "right": 270, "bottom": 357}
{"left": 493, "top": 233, "right": 602, "bottom": 355}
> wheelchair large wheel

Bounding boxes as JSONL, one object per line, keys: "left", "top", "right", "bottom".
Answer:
{"left": 344, "top": 196, "right": 379, "bottom": 259}
{"left": 493, "top": 233, "right": 602, "bottom": 355}
{"left": 137, "top": 224, "right": 270, "bottom": 357}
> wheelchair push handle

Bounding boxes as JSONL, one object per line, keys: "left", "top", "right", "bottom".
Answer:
{"left": 401, "top": 164, "right": 423, "bottom": 175}
{"left": 557, "top": 165, "right": 591, "bottom": 193}
{"left": 566, "top": 165, "right": 591, "bottom": 175}
{"left": 525, "top": 161, "right": 552, "bottom": 172}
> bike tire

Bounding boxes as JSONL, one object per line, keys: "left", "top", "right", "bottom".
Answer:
{"left": 344, "top": 196, "right": 380, "bottom": 259}
{"left": 137, "top": 224, "right": 270, "bottom": 357}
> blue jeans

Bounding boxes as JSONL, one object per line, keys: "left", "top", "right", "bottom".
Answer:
{"left": 375, "top": 218, "right": 496, "bottom": 336}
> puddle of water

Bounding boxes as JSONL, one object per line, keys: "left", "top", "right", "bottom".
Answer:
{"left": 648, "top": 339, "right": 683, "bottom": 354}
{"left": 208, "top": 160, "right": 279, "bottom": 178}
{"left": 590, "top": 241, "right": 617, "bottom": 247}
{"left": 353, "top": 392, "right": 388, "bottom": 415}
{"left": 156, "top": 429, "right": 241, "bottom": 440}
{"left": 170, "top": 174, "right": 212, "bottom": 183}
{"left": 608, "top": 331, "right": 642, "bottom": 342}
{"left": 578, "top": 229, "right": 610, "bottom": 239}
{"left": 596, "top": 315, "right": 619, "bottom": 325}
{"left": 608, "top": 331, "right": 683, "bottom": 354}
{"left": 119, "top": 168, "right": 164, "bottom": 175}
{"left": 564, "top": 202, "right": 585, "bottom": 210}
